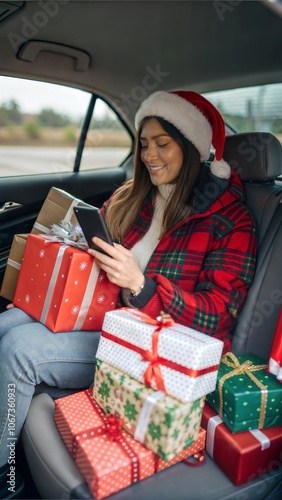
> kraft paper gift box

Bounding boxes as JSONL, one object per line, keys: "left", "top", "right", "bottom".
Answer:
{"left": 206, "top": 352, "right": 282, "bottom": 433}
{"left": 54, "top": 389, "right": 206, "bottom": 499}
{"left": 32, "top": 186, "right": 91, "bottom": 235}
{"left": 13, "top": 234, "right": 119, "bottom": 332}
{"left": 93, "top": 359, "right": 205, "bottom": 461}
{"left": 201, "top": 401, "right": 282, "bottom": 486}
{"left": 96, "top": 308, "right": 224, "bottom": 403}
{"left": 0, "top": 234, "right": 28, "bottom": 302}
{"left": 54, "top": 388, "right": 156, "bottom": 499}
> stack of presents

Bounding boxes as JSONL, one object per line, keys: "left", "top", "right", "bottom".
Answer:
{"left": 1, "top": 187, "right": 282, "bottom": 499}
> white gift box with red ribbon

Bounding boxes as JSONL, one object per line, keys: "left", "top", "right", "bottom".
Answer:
{"left": 96, "top": 308, "right": 224, "bottom": 403}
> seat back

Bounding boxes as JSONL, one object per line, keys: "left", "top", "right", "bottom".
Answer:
{"left": 223, "top": 132, "right": 282, "bottom": 358}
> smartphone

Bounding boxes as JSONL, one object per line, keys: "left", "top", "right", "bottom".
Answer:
{"left": 73, "top": 206, "right": 114, "bottom": 254}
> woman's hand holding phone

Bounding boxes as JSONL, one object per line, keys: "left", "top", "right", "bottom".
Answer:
{"left": 73, "top": 206, "right": 145, "bottom": 292}
{"left": 88, "top": 237, "right": 145, "bottom": 293}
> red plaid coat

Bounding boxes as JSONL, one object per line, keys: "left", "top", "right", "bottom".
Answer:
{"left": 103, "top": 168, "right": 257, "bottom": 352}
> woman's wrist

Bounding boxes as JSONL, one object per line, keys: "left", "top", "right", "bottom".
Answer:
{"left": 128, "top": 276, "right": 157, "bottom": 308}
{"left": 130, "top": 276, "right": 145, "bottom": 296}
{"left": 119, "top": 276, "right": 157, "bottom": 309}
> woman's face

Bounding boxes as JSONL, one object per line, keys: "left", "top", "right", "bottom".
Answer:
{"left": 139, "top": 118, "right": 184, "bottom": 186}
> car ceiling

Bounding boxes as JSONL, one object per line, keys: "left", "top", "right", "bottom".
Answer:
{"left": 0, "top": 0, "right": 282, "bottom": 122}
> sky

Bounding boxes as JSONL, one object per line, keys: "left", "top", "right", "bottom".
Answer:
{"left": 0, "top": 76, "right": 92, "bottom": 119}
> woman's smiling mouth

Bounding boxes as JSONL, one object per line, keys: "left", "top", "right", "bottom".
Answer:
{"left": 149, "top": 164, "right": 166, "bottom": 172}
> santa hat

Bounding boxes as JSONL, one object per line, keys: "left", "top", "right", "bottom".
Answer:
{"left": 135, "top": 90, "right": 231, "bottom": 179}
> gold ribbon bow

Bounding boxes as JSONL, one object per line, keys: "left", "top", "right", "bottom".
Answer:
{"left": 218, "top": 352, "right": 268, "bottom": 429}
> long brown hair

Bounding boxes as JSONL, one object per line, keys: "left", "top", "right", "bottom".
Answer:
{"left": 106, "top": 117, "right": 201, "bottom": 241}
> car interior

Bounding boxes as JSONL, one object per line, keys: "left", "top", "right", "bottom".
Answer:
{"left": 0, "top": 1, "right": 282, "bottom": 499}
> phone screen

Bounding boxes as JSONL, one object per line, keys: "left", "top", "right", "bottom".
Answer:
{"left": 73, "top": 206, "right": 114, "bottom": 254}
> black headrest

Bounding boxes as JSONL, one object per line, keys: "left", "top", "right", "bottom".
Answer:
{"left": 223, "top": 132, "right": 282, "bottom": 182}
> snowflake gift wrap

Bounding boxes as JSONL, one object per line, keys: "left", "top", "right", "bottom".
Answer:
{"left": 93, "top": 359, "right": 205, "bottom": 461}
{"left": 96, "top": 309, "right": 224, "bottom": 403}
{"left": 13, "top": 234, "right": 119, "bottom": 332}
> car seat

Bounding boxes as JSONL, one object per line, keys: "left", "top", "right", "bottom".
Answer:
{"left": 223, "top": 132, "right": 282, "bottom": 358}
{"left": 22, "top": 132, "right": 282, "bottom": 499}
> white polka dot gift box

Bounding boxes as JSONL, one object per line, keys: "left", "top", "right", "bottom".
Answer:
{"left": 96, "top": 308, "right": 224, "bottom": 403}
{"left": 13, "top": 234, "right": 119, "bottom": 332}
{"left": 206, "top": 352, "right": 282, "bottom": 433}
{"left": 93, "top": 359, "right": 205, "bottom": 461}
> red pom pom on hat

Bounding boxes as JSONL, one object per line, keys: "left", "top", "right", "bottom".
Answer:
{"left": 135, "top": 90, "right": 231, "bottom": 180}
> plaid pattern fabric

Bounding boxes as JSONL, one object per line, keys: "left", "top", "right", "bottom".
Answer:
{"left": 103, "top": 171, "right": 257, "bottom": 352}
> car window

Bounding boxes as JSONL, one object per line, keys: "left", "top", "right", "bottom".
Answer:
{"left": 0, "top": 76, "right": 132, "bottom": 176}
{"left": 203, "top": 83, "right": 282, "bottom": 143}
{"left": 80, "top": 98, "right": 132, "bottom": 171}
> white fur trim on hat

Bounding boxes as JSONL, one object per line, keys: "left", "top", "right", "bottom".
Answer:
{"left": 210, "top": 158, "right": 231, "bottom": 180}
{"left": 135, "top": 91, "right": 212, "bottom": 162}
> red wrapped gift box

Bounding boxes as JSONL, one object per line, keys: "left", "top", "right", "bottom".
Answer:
{"left": 13, "top": 234, "right": 119, "bottom": 332}
{"left": 268, "top": 308, "right": 282, "bottom": 382}
{"left": 54, "top": 389, "right": 206, "bottom": 498}
{"left": 201, "top": 402, "right": 282, "bottom": 485}
{"left": 54, "top": 389, "right": 155, "bottom": 499}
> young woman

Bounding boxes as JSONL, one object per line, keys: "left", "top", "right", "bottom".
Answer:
{"left": 0, "top": 90, "right": 257, "bottom": 498}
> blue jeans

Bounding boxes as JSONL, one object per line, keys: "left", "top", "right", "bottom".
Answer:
{"left": 0, "top": 307, "right": 100, "bottom": 466}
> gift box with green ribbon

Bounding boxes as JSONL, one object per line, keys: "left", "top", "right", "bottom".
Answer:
{"left": 206, "top": 352, "right": 282, "bottom": 433}
{"left": 93, "top": 359, "right": 205, "bottom": 461}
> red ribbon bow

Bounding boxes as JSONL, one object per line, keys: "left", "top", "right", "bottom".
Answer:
{"left": 106, "top": 414, "right": 124, "bottom": 441}
{"left": 127, "top": 309, "right": 174, "bottom": 392}
{"left": 102, "top": 308, "right": 220, "bottom": 395}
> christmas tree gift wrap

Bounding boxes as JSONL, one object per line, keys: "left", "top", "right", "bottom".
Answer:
{"left": 13, "top": 234, "right": 119, "bottom": 332}
{"left": 93, "top": 360, "right": 205, "bottom": 461}
{"left": 54, "top": 389, "right": 155, "bottom": 500}
{"left": 154, "top": 426, "right": 206, "bottom": 471}
{"left": 96, "top": 308, "right": 224, "bottom": 403}
{"left": 206, "top": 352, "right": 282, "bottom": 433}
{"left": 201, "top": 402, "right": 282, "bottom": 486}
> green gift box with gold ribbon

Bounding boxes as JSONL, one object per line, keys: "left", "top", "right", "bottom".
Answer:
{"left": 93, "top": 359, "right": 205, "bottom": 461}
{"left": 206, "top": 352, "right": 282, "bottom": 433}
